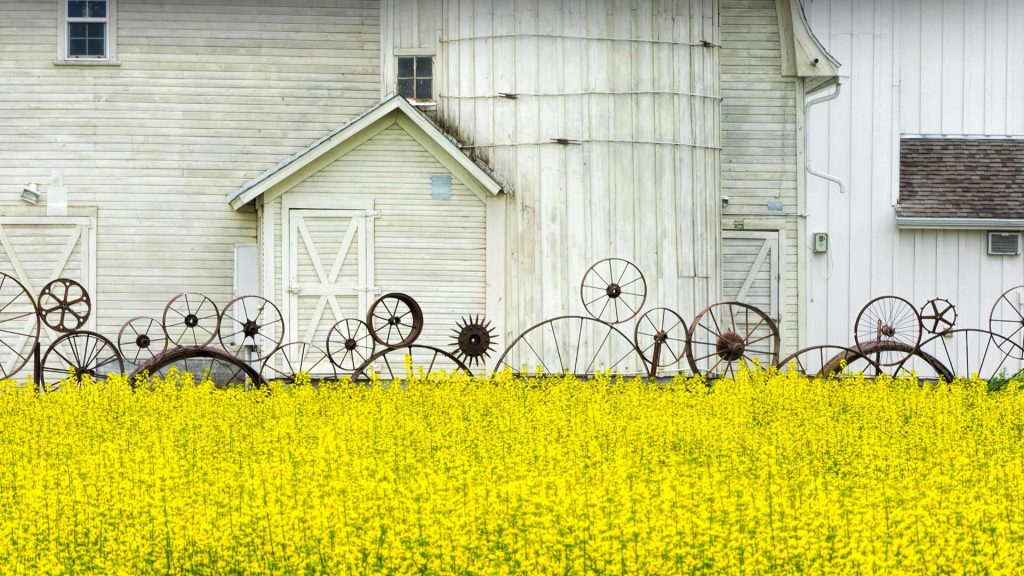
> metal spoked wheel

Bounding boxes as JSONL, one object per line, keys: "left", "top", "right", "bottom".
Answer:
{"left": 261, "top": 342, "right": 340, "bottom": 384}
{"left": 117, "top": 316, "right": 169, "bottom": 366}
{"left": 633, "top": 308, "right": 688, "bottom": 375}
{"left": 777, "top": 345, "right": 883, "bottom": 378}
{"left": 0, "top": 272, "right": 40, "bottom": 380}
{"left": 132, "top": 346, "right": 264, "bottom": 390}
{"left": 989, "top": 286, "right": 1024, "bottom": 359}
{"left": 163, "top": 293, "right": 220, "bottom": 348}
{"left": 686, "top": 302, "right": 780, "bottom": 379}
{"left": 218, "top": 296, "right": 285, "bottom": 362}
{"left": 366, "top": 293, "right": 423, "bottom": 348}
{"left": 37, "top": 278, "right": 91, "bottom": 333}
{"left": 580, "top": 258, "right": 647, "bottom": 324}
{"left": 893, "top": 329, "right": 1022, "bottom": 383}
{"left": 495, "top": 316, "right": 647, "bottom": 377}
{"left": 351, "top": 345, "right": 472, "bottom": 381}
{"left": 920, "top": 298, "right": 957, "bottom": 336}
{"left": 40, "top": 331, "right": 124, "bottom": 391}
{"left": 853, "top": 296, "right": 922, "bottom": 367}
{"left": 326, "top": 318, "right": 375, "bottom": 372}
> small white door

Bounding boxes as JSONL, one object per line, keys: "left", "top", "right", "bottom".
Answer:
{"left": 286, "top": 209, "right": 371, "bottom": 350}
{"left": 722, "top": 230, "right": 780, "bottom": 321}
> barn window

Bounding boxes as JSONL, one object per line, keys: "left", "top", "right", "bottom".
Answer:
{"left": 397, "top": 56, "right": 433, "bottom": 102}
{"left": 58, "top": 0, "right": 117, "bottom": 62}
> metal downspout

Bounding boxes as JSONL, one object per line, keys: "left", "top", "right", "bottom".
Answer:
{"left": 804, "top": 82, "right": 846, "bottom": 194}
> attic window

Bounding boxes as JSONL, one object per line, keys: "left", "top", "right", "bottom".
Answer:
{"left": 397, "top": 56, "right": 433, "bottom": 102}
{"left": 58, "top": 0, "right": 118, "bottom": 62}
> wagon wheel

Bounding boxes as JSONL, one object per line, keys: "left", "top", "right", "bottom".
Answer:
{"left": 633, "top": 308, "right": 688, "bottom": 375}
{"left": 451, "top": 315, "right": 497, "bottom": 368}
{"left": 686, "top": 302, "right": 780, "bottom": 379}
{"left": 495, "top": 315, "right": 647, "bottom": 377}
{"left": 351, "top": 345, "right": 472, "bottom": 381}
{"left": 40, "top": 331, "right": 124, "bottom": 391}
{"left": 0, "top": 272, "right": 40, "bottom": 380}
{"left": 163, "top": 293, "right": 220, "bottom": 348}
{"left": 893, "top": 329, "right": 1023, "bottom": 383}
{"left": 37, "top": 278, "right": 91, "bottom": 333}
{"left": 777, "top": 345, "right": 883, "bottom": 378}
{"left": 261, "top": 342, "right": 340, "bottom": 384}
{"left": 580, "top": 258, "right": 647, "bottom": 324}
{"left": 117, "top": 316, "right": 169, "bottom": 366}
{"left": 131, "top": 346, "right": 264, "bottom": 390}
{"left": 326, "top": 318, "right": 375, "bottom": 371}
{"left": 988, "top": 286, "right": 1024, "bottom": 359}
{"left": 218, "top": 296, "right": 285, "bottom": 361}
{"left": 366, "top": 293, "right": 423, "bottom": 348}
{"left": 853, "top": 296, "right": 922, "bottom": 366}
{"left": 920, "top": 298, "right": 956, "bottom": 335}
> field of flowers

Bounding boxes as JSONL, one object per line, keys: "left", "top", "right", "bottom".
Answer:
{"left": 2, "top": 368, "right": 1024, "bottom": 574}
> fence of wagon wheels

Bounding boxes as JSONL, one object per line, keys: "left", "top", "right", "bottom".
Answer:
{"left": 3, "top": 259, "right": 1024, "bottom": 390}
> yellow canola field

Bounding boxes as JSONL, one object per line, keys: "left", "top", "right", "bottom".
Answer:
{"left": 1, "top": 368, "right": 1024, "bottom": 575}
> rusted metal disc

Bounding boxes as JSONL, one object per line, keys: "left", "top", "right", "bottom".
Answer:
{"left": 686, "top": 302, "right": 780, "bottom": 379}
{"left": 351, "top": 345, "right": 472, "bottom": 381}
{"left": 37, "top": 278, "right": 91, "bottom": 333}
{"left": 0, "top": 272, "right": 39, "bottom": 380}
{"left": 131, "top": 345, "right": 264, "bottom": 390}
{"left": 580, "top": 258, "right": 647, "bottom": 324}
{"left": 920, "top": 298, "right": 957, "bottom": 335}
{"left": 853, "top": 296, "right": 922, "bottom": 366}
{"left": 326, "top": 318, "right": 375, "bottom": 371}
{"left": 366, "top": 293, "right": 423, "bottom": 348}
{"left": 988, "top": 286, "right": 1024, "bottom": 359}
{"left": 261, "top": 341, "right": 339, "bottom": 384}
{"left": 218, "top": 295, "right": 284, "bottom": 362}
{"left": 451, "top": 314, "right": 497, "bottom": 368}
{"left": 117, "top": 316, "right": 169, "bottom": 366}
{"left": 163, "top": 293, "right": 220, "bottom": 348}
{"left": 40, "top": 330, "right": 124, "bottom": 391}
{"left": 777, "top": 345, "right": 883, "bottom": 378}
{"left": 633, "top": 308, "right": 688, "bottom": 374}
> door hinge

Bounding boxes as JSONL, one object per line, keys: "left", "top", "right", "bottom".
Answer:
{"left": 364, "top": 210, "right": 381, "bottom": 220}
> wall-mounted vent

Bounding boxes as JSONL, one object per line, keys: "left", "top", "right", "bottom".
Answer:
{"left": 988, "top": 232, "right": 1022, "bottom": 256}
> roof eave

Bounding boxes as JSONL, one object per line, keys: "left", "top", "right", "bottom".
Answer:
{"left": 895, "top": 216, "right": 1024, "bottom": 230}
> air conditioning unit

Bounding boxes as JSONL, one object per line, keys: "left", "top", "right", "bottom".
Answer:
{"left": 988, "top": 232, "right": 1022, "bottom": 256}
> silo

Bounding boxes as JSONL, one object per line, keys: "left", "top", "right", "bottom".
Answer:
{"left": 438, "top": 0, "right": 720, "bottom": 371}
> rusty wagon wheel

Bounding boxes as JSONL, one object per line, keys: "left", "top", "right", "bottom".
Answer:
{"left": 132, "top": 346, "right": 264, "bottom": 390}
{"left": 988, "top": 286, "right": 1024, "bottom": 360}
{"left": 351, "top": 345, "right": 472, "bottom": 381}
{"left": 853, "top": 296, "right": 922, "bottom": 367}
{"left": 117, "top": 316, "right": 169, "bottom": 366}
{"left": 686, "top": 302, "right": 780, "bottom": 379}
{"left": 451, "top": 315, "right": 497, "bottom": 368}
{"left": 920, "top": 298, "right": 957, "bottom": 335}
{"left": 261, "top": 342, "right": 340, "bottom": 384}
{"left": 163, "top": 293, "right": 220, "bottom": 348}
{"left": 633, "top": 308, "right": 688, "bottom": 375}
{"left": 835, "top": 340, "right": 952, "bottom": 381}
{"left": 40, "top": 331, "right": 124, "bottom": 391}
{"left": 367, "top": 293, "right": 423, "bottom": 348}
{"left": 580, "top": 258, "right": 647, "bottom": 324}
{"left": 893, "top": 329, "right": 1023, "bottom": 383}
{"left": 326, "top": 318, "right": 375, "bottom": 372}
{"left": 777, "top": 345, "right": 883, "bottom": 378}
{"left": 218, "top": 295, "right": 285, "bottom": 362}
{"left": 495, "top": 315, "right": 648, "bottom": 377}
{"left": 37, "top": 278, "right": 91, "bottom": 333}
{"left": 0, "top": 272, "right": 40, "bottom": 380}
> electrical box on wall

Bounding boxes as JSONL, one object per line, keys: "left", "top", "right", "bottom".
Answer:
{"left": 813, "top": 232, "right": 829, "bottom": 254}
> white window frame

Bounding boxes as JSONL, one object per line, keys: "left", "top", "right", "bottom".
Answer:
{"left": 57, "top": 0, "right": 117, "bottom": 63}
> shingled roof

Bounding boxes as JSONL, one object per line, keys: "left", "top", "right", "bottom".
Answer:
{"left": 898, "top": 138, "right": 1024, "bottom": 219}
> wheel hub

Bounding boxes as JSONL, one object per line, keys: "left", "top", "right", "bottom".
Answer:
{"left": 715, "top": 331, "right": 746, "bottom": 362}
{"left": 136, "top": 334, "right": 151, "bottom": 349}
{"left": 388, "top": 316, "right": 401, "bottom": 326}
{"left": 344, "top": 338, "right": 357, "bottom": 351}
{"left": 654, "top": 330, "right": 668, "bottom": 344}
{"left": 881, "top": 324, "right": 896, "bottom": 337}
{"left": 606, "top": 283, "right": 622, "bottom": 298}
{"left": 458, "top": 324, "right": 492, "bottom": 357}
{"left": 184, "top": 313, "right": 199, "bottom": 328}
{"left": 242, "top": 319, "right": 260, "bottom": 338}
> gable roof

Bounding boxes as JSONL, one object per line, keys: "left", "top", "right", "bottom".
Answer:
{"left": 226, "top": 96, "right": 503, "bottom": 210}
{"left": 775, "top": 0, "right": 842, "bottom": 92}
{"left": 898, "top": 138, "right": 1024, "bottom": 221}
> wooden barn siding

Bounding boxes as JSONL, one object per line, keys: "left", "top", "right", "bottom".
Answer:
{"left": 434, "top": 0, "right": 721, "bottom": 367}
{"left": 803, "top": 0, "right": 1024, "bottom": 350}
{"left": 266, "top": 124, "right": 488, "bottom": 350}
{"left": 719, "top": 0, "right": 801, "bottom": 353}
{"left": 0, "top": 0, "right": 380, "bottom": 339}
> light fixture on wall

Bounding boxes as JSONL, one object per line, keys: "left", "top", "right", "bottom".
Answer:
{"left": 21, "top": 183, "right": 40, "bottom": 205}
